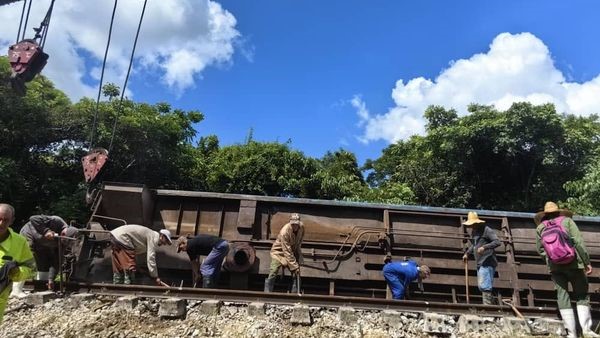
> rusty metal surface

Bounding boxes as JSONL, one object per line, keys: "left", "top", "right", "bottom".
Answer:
{"left": 81, "top": 148, "right": 109, "bottom": 183}
{"left": 81, "top": 182, "right": 600, "bottom": 312}
{"left": 8, "top": 39, "right": 48, "bottom": 81}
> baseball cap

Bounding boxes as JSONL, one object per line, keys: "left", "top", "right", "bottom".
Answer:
{"left": 159, "top": 229, "right": 173, "bottom": 245}
{"left": 290, "top": 213, "right": 301, "bottom": 225}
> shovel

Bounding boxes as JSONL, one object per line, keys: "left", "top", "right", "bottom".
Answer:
{"left": 296, "top": 272, "right": 302, "bottom": 296}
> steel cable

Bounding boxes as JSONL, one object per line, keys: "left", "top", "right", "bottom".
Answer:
{"left": 15, "top": 0, "right": 27, "bottom": 43}
{"left": 88, "top": 0, "right": 118, "bottom": 151}
{"left": 108, "top": 0, "right": 148, "bottom": 154}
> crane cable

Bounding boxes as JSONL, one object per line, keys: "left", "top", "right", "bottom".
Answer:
{"left": 33, "top": 0, "right": 55, "bottom": 49}
{"left": 20, "top": 0, "right": 33, "bottom": 41}
{"left": 88, "top": 0, "right": 118, "bottom": 151}
{"left": 38, "top": 0, "right": 55, "bottom": 48}
{"left": 108, "top": 0, "right": 148, "bottom": 154}
{"left": 15, "top": 0, "right": 28, "bottom": 43}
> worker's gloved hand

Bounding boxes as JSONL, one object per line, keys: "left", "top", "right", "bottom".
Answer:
{"left": 462, "top": 254, "right": 468, "bottom": 262}
{"left": 292, "top": 267, "right": 300, "bottom": 277}
{"left": 155, "top": 277, "right": 164, "bottom": 286}
{"left": 44, "top": 231, "right": 56, "bottom": 240}
{"left": 476, "top": 246, "right": 486, "bottom": 255}
{"left": 7, "top": 264, "right": 19, "bottom": 280}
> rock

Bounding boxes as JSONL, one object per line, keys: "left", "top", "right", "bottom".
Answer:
{"left": 0, "top": 292, "right": 560, "bottom": 338}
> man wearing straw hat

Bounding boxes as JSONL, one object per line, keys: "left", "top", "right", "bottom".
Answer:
{"left": 462, "top": 211, "right": 501, "bottom": 305}
{"left": 535, "top": 201, "right": 599, "bottom": 338}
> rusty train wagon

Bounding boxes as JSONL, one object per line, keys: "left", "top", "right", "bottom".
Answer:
{"left": 75, "top": 182, "right": 600, "bottom": 313}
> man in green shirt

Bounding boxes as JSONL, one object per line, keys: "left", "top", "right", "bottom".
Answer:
{"left": 535, "top": 201, "right": 599, "bottom": 338}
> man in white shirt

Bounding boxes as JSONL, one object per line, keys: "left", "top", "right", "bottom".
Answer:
{"left": 110, "top": 224, "right": 172, "bottom": 285}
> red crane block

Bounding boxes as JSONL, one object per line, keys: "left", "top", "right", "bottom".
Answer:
{"left": 81, "top": 148, "right": 109, "bottom": 183}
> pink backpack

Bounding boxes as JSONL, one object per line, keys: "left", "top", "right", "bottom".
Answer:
{"left": 540, "top": 216, "right": 576, "bottom": 265}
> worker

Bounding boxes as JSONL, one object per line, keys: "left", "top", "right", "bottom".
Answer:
{"left": 18, "top": 215, "right": 71, "bottom": 290}
{"left": 535, "top": 201, "right": 599, "bottom": 338}
{"left": 264, "top": 213, "right": 304, "bottom": 293}
{"left": 0, "top": 204, "right": 35, "bottom": 322}
{"left": 176, "top": 234, "right": 230, "bottom": 288}
{"left": 382, "top": 257, "right": 431, "bottom": 300}
{"left": 462, "top": 211, "right": 501, "bottom": 305}
{"left": 110, "top": 224, "right": 172, "bottom": 285}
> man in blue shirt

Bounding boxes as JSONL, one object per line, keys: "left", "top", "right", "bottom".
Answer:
{"left": 383, "top": 258, "right": 430, "bottom": 300}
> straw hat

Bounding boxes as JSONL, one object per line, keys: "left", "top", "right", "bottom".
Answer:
{"left": 534, "top": 201, "right": 573, "bottom": 225}
{"left": 462, "top": 212, "right": 485, "bottom": 226}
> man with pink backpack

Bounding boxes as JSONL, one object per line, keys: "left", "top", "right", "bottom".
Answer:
{"left": 535, "top": 201, "right": 599, "bottom": 338}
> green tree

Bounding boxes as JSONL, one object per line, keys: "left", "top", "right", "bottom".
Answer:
{"left": 205, "top": 140, "right": 318, "bottom": 197}
{"left": 312, "top": 149, "right": 366, "bottom": 200}
{"left": 65, "top": 97, "right": 204, "bottom": 189}
{"left": 0, "top": 56, "right": 75, "bottom": 223}
{"left": 564, "top": 157, "right": 600, "bottom": 216}
{"left": 102, "top": 83, "right": 120, "bottom": 100}
{"left": 366, "top": 103, "right": 600, "bottom": 211}
{"left": 0, "top": 56, "right": 207, "bottom": 223}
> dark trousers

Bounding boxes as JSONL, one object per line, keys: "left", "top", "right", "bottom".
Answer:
{"left": 32, "top": 245, "right": 59, "bottom": 279}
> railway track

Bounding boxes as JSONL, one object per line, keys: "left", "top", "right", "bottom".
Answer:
{"left": 65, "top": 281, "right": 559, "bottom": 318}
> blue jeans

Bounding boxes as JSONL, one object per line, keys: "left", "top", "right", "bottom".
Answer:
{"left": 200, "top": 241, "right": 229, "bottom": 279}
{"left": 383, "top": 271, "right": 407, "bottom": 300}
{"left": 477, "top": 265, "right": 495, "bottom": 292}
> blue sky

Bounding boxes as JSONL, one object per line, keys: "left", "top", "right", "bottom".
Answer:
{"left": 2, "top": 1, "right": 600, "bottom": 165}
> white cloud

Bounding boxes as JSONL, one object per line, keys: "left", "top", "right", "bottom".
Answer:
{"left": 351, "top": 95, "right": 369, "bottom": 124}
{"left": 0, "top": 0, "right": 240, "bottom": 99}
{"left": 355, "top": 32, "right": 600, "bottom": 143}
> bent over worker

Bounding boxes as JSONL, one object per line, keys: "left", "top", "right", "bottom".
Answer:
{"left": 0, "top": 204, "right": 35, "bottom": 322}
{"left": 382, "top": 257, "right": 430, "bottom": 300}
{"left": 110, "top": 224, "right": 172, "bottom": 285}
{"left": 535, "top": 201, "right": 599, "bottom": 338}
{"left": 462, "top": 211, "right": 501, "bottom": 305}
{"left": 264, "top": 213, "right": 304, "bottom": 293}
{"left": 176, "top": 234, "right": 229, "bottom": 288}
{"left": 19, "top": 215, "right": 69, "bottom": 290}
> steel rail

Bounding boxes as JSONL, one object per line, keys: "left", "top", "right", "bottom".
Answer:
{"left": 67, "top": 282, "right": 558, "bottom": 318}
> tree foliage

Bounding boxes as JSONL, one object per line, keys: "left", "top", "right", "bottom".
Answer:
{"left": 366, "top": 103, "right": 600, "bottom": 211}
{"left": 564, "top": 157, "right": 600, "bottom": 216}
{"left": 205, "top": 140, "right": 318, "bottom": 197}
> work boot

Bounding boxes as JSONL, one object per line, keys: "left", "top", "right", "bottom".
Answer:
{"left": 560, "top": 308, "right": 577, "bottom": 338}
{"left": 577, "top": 305, "right": 600, "bottom": 337}
{"left": 10, "top": 281, "right": 27, "bottom": 298}
{"left": 124, "top": 271, "right": 136, "bottom": 285}
{"left": 263, "top": 277, "right": 275, "bottom": 293}
{"left": 113, "top": 272, "right": 124, "bottom": 284}
{"left": 482, "top": 291, "right": 494, "bottom": 305}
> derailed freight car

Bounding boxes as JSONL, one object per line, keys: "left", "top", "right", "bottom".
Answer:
{"left": 73, "top": 182, "right": 600, "bottom": 311}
